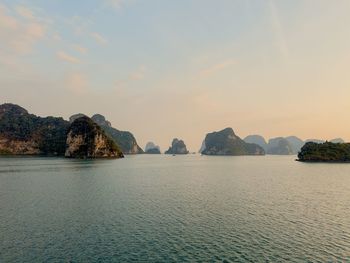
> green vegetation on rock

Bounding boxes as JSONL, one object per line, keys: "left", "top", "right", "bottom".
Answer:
{"left": 0, "top": 103, "right": 69, "bottom": 155}
{"left": 65, "top": 116, "right": 123, "bottom": 159}
{"left": 298, "top": 142, "right": 350, "bottom": 162}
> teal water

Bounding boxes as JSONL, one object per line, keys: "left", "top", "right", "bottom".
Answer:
{"left": 1, "top": 155, "right": 350, "bottom": 262}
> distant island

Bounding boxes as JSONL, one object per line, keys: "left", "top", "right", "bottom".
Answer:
{"left": 201, "top": 128, "right": 265, "bottom": 156}
{"left": 297, "top": 142, "right": 350, "bottom": 162}
{"left": 1, "top": 103, "right": 349, "bottom": 160}
{"left": 244, "top": 135, "right": 345, "bottom": 155}
{"left": 144, "top": 142, "right": 161, "bottom": 154}
{"left": 165, "top": 139, "right": 189, "bottom": 155}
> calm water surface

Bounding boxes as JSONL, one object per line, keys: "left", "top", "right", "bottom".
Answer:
{"left": 1, "top": 155, "right": 350, "bottom": 262}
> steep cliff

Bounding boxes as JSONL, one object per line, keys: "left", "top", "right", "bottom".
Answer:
{"left": 91, "top": 114, "right": 143, "bottom": 154}
{"left": 65, "top": 116, "right": 123, "bottom": 158}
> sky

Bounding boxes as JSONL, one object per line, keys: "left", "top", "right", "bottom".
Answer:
{"left": 1, "top": 0, "right": 350, "bottom": 151}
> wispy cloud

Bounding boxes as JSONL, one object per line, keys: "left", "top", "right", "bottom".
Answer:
{"left": 105, "top": 0, "right": 127, "bottom": 10}
{"left": 15, "top": 5, "right": 35, "bottom": 20}
{"left": 72, "top": 44, "right": 88, "bottom": 54}
{"left": 90, "top": 32, "right": 108, "bottom": 45}
{"left": 268, "top": 0, "right": 289, "bottom": 61}
{"left": 199, "top": 59, "right": 236, "bottom": 77}
{"left": 57, "top": 51, "right": 80, "bottom": 63}
{"left": 0, "top": 4, "right": 46, "bottom": 55}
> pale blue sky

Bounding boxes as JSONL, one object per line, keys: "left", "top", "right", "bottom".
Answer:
{"left": 1, "top": 0, "right": 350, "bottom": 150}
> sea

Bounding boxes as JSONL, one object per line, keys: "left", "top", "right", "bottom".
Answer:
{"left": 1, "top": 154, "right": 350, "bottom": 262}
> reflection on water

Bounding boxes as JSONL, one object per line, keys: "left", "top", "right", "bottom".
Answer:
{"left": 1, "top": 155, "right": 350, "bottom": 262}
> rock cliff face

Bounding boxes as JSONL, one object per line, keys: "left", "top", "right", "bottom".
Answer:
{"left": 0, "top": 103, "right": 69, "bottom": 155}
{"left": 65, "top": 116, "right": 123, "bottom": 158}
{"left": 201, "top": 128, "right": 264, "bottom": 156}
{"left": 145, "top": 142, "right": 161, "bottom": 154}
{"left": 266, "top": 137, "right": 294, "bottom": 155}
{"left": 91, "top": 114, "right": 143, "bottom": 154}
{"left": 165, "top": 138, "right": 189, "bottom": 154}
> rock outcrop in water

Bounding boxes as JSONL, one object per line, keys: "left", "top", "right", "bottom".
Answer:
{"left": 91, "top": 114, "right": 143, "bottom": 154}
{"left": 145, "top": 142, "right": 161, "bottom": 154}
{"left": 165, "top": 138, "right": 189, "bottom": 154}
{"left": 201, "top": 128, "right": 265, "bottom": 156}
{"left": 298, "top": 141, "right": 350, "bottom": 162}
{"left": 65, "top": 116, "right": 123, "bottom": 158}
{"left": 0, "top": 103, "right": 69, "bottom": 155}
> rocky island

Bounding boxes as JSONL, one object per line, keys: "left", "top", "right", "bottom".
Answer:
{"left": 0, "top": 103, "right": 124, "bottom": 159}
{"left": 65, "top": 116, "right": 123, "bottom": 158}
{"left": 0, "top": 103, "right": 69, "bottom": 155}
{"left": 91, "top": 114, "right": 143, "bottom": 154}
{"left": 145, "top": 142, "right": 161, "bottom": 154}
{"left": 165, "top": 138, "right": 189, "bottom": 154}
{"left": 297, "top": 141, "right": 350, "bottom": 162}
{"left": 201, "top": 128, "right": 265, "bottom": 155}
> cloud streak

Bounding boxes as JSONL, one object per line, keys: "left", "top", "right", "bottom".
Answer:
{"left": 268, "top": 0, "right": 289, "bottom": 61}
{"left": 57, "top": 51, "right": 80, "bottom": 63}
{"left": 90, "top": 32, "right": 108, "bottom": 45}
{"left": 199, "top": 59, "right": 236, "bottom": 77}
{"left": 105, "top": 0, "right": 127, "bottom": 10}
{"left": 15, "top": 5, "right": 35, "bottom": 20}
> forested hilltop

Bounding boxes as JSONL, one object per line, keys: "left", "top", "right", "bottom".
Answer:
{"left": 0, "top": 103, "right": 69, "bottom": 155}
{"left": 298, "top": 142, "right": 350, "bottom": 162}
